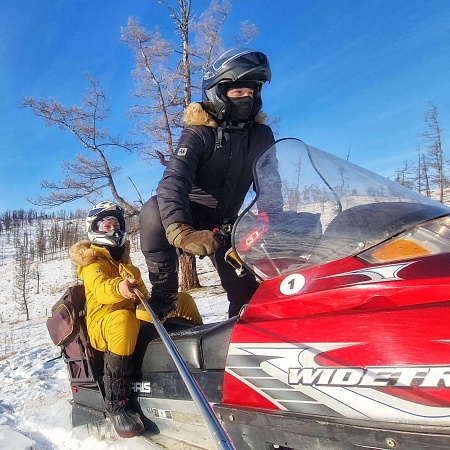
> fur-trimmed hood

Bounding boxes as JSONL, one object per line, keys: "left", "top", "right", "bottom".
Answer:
{"left": 69, "top": 241, "right": 130, "bottom": 268}
{"left": 69, "top": 241, "right": 108, "bottom": 268}
{"left": 183, "top": 102, "right": 267, "bottom": 128}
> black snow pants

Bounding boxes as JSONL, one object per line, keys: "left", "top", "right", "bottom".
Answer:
{"left": 139, "top": 196, "right": 259, "bottom": 318}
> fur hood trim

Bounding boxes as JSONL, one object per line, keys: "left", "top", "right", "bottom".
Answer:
{"left": 183, "top": 102, "right": 267, "bottom": 127}
{"left": 69, "top": 241, "right": 108, "bottom": 268}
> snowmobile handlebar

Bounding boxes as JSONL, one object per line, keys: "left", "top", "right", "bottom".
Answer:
{"left": 213, "top": 216, "right": 237, "bottom": 249}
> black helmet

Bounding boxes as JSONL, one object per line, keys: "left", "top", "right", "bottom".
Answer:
{"left": 85, "top": 201, "right": 127, "bottom": 247}
{"left": 202, "top": 48, "right": 271, "bottom": 122}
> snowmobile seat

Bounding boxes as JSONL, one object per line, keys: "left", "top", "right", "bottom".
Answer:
{"left": 136, "top": 316, "right": 238, "bottom": 373}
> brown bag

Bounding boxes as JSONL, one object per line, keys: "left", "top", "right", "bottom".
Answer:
{"left": 46, "top": 284, "right": 97, "bottom": 385}
{"left": 47, "top": 284, "right": 86, "bottom": 347}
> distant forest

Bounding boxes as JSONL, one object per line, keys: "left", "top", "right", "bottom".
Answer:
{"left": 0, "top": 208, "right": 141, "bottom": 321}
{"left": 0, "top": 208, "right": 87, "bottom": 233}
{"left": 0, "top": 208, "right": 140, "bottom": 261}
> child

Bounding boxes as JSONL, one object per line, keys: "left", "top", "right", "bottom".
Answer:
{"left": 69, "top": 201, "right": 202, "bottom": 438}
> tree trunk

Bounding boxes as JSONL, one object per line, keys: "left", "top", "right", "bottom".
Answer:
{"left": 179, "top": 253, "right": 201, "bottom": 291}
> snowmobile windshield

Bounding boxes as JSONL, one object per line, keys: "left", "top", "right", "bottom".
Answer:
{"left": 232, "top": 138, "right": 450, "bottom": 280}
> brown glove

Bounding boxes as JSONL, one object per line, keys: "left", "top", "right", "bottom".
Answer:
{"left": 165, "top": 223, "right": 222, "bottom": 256}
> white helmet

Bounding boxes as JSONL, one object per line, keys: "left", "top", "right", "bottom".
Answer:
{"left": 86, "top": 201, "right": 127, "bottom": 247}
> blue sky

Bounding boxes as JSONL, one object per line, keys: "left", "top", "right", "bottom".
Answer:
{"left": 1, "top": 0, "right": 450, "bottom": 213}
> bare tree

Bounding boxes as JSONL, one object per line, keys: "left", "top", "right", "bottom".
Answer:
{"left": 35, "top": 264, "right": 41, "bottom": 294}
{"left": 35, "top": 221, "right": 46, "bottom": 262}
{"left": 413, "top": 144, "right": 432, "bottom": 197}
{"left": 161, "top": 0, "right": 193, "bottom": 107}
{"left": 14, "top": 238, "right": 33, "bottom": 320}
{"left": 191, "top": 0, "right": 231, "bottom": 73}
{"left": 0, "top": 241, "right": 4, "bottom": 266}
{"left": 394, "top": 160, "right": 416, "bottom": 190}
{"left": 422, "top": 103, "right": 447, "bottom": 203}
{"left": 420, "top": 152, "right": 431, "bottom": 197}
{"left": 121, "top": 19, "right": 183, "bottom": 165}
{"left": 21, "top": 74, "right": 141, "bottom": 215}
{"left": 233, "top": 19, "right": 259, "bottom": 47}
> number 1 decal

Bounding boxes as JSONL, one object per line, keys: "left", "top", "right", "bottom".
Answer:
{"left": 280, "top": 273, "right": 306, "bottom": 295}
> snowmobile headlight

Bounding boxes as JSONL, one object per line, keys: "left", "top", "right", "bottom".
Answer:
{"left": 359, "top": 216, "right": 450, "bottom": 264}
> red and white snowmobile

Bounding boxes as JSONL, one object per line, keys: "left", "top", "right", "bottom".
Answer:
{"left": 61, "top": 139, "right": 450, "bottom": 449}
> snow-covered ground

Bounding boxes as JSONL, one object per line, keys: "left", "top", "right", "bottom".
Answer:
{"left": 0, "top": 241, "right": 227, "bottom": 450}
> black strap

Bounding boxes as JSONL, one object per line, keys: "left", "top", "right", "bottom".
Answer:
{"left": 215, "top": 126, "right": 223, "bottom": 150}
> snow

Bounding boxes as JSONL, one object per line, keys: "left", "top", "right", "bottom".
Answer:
{"left": 0, "top": 425, "right": 34, "bottom": 450}
{"left": 0, "top": 231, "right": 228, "bottom": 450}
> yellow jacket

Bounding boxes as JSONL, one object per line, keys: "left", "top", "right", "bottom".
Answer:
{"left": 69, "top": 241, "right": 149, "bottom": 331}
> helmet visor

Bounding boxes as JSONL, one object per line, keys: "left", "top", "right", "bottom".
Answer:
{"left": 88, "top": 206, "right": 110, "bottom": 217}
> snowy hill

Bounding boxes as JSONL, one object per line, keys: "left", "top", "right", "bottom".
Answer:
{"left": 0, "top": 219, "right": 228, "bottom": 449}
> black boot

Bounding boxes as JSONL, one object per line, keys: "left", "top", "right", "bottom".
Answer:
{"left": 146, "top": 260, "right": 179, "bottom": 321}
{"left": 103, "top": 351, "right": 144, "bottom": 438}
{"left": 148, "top": 287, "right": 178, "bottom": 321}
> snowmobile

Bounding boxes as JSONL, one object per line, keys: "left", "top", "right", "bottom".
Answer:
{"left": 60, "top": 138, "right": 450, "bottom": 449}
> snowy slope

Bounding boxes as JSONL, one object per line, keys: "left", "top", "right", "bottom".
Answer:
{"left": 0, "top": 243, "right": 228, "bottom": 450}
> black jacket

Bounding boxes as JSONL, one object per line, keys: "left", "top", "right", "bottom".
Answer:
{"left": 156, "top": 103, "right": 275, "bottom": 230}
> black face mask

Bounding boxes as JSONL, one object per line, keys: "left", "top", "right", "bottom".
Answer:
{"left": 107, "top": 245, "right": 126, "bottom": 261}
{"left": 227, "top": 97, "right": 254, "bottom": 124}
